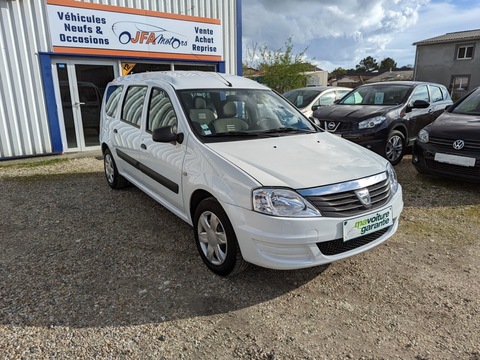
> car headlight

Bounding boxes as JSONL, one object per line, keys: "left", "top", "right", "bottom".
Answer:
{"left": 358, "top": 116, "right": 386, "bottom": 129}
{"left": 253, "top": 188, "right": 321, "bottom": 217}
{"left": 417, "top": 128, "right": 429, "bottom": 143}
{"left": 386, "top": 163, "right": 399, "bottom": 194}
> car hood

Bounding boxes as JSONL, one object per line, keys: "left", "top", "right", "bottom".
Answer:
{"left": 313, "top": 104, "right": 398, "bottom": 121}
{"left": 206, "top": 132, "right": 387, "bottom": 189}
{"left": 428, "top": 111, "right": 480, "bottom": 138}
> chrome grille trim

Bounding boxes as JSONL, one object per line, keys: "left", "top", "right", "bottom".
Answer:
{"left": 298, "top": 172, "right": 392, "bottom": 218}
{"left": 429, "top": 136, "right": 480, "bottom": 150}
{"left": 298, "top": 172, "right": 387, "bottom": 197}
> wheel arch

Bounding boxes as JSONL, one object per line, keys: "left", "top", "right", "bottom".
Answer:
{"left": 189, "top": 189, "right": 215, "bottom": 222}
{"left": 389, "top": 122, "right": 408, "bottom": 140}
{"left": 101, "top": 142, "right": 109, "bottom": 155}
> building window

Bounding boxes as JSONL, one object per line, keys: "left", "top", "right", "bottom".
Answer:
{"left": 456, "top": 45, "right": 474, "bottom": 60}
{"left": 451, "top": 76, "right": 470, "bottom": 91}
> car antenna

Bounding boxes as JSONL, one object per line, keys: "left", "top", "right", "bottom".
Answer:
{"left": 212, "top": 72, "right": 232, "bottom": 87}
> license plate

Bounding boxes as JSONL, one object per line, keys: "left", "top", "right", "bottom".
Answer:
{"left": 434, "top": 153, "right": 476, "bottom": 167}
{"left": 343, "top": 207, "right": 393, "bottom": 241}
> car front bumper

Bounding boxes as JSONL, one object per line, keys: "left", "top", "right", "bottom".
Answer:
{"left": 222, "top": 186, "right": 403, "bottom": 270}
{"left": 413, "top": 142, "right": 480, "bottom": 182}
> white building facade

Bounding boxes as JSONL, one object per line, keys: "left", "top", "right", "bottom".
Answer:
{"left": 0, "top": 0, "right": 241, "bottom": 159}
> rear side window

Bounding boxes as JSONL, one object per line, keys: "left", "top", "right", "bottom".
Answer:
{"left": 429, "top": 85, "right": 444, "bottom": 103}
{"left": 104, "top": 85, "right": 123, "bottom": 118}
{"left": 121, "top": 86, "right": 147, "bottom": 127}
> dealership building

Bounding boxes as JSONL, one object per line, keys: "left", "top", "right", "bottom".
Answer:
{"left": 0, "top": 0, "right": 241, "bottom": 159}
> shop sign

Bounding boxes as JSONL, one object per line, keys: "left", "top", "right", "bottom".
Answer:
{"left": 46, "top": 0, "right": 223, "bottom": 61}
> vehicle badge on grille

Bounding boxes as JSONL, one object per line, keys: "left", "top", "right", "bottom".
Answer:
{"left": 327, "top": 122, "right": 336, "bottom": 131}
{"left": 453, "top": 139, "right": 465, "bottom": 150}
{"left": 355, "top": 188, "right": 371, "bottom": 208}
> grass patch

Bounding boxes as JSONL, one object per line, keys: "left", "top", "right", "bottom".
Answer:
{"left": 0, "top": 158, "right": 70, "bottom": 169}
{"left": 1, "top": 172, "right": 98, "bottom": 183}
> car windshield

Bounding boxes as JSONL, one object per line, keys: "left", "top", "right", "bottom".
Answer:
{"left": 179, "top": 88, "right": 317, "bottom": 139}
{"left": 452, "top": 89, "right": 480, "bottom": 115}
{"left": 283, "top": 89, "right": 322, "bottom": 108}
{"left": 340, "top": 84, "right": 410, "bottom": 106}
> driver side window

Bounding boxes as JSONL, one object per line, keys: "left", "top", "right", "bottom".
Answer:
{"left": 409, "top": 85, "right": 429, "bottom": 106}
{"left": 147, "top": 87, "right": 178, "bottom": 133}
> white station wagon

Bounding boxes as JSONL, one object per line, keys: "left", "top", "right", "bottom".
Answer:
{"left": 100, "top": 71, "right": 403, "bottom": 276}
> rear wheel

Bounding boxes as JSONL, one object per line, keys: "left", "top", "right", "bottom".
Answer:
{"left": 104, "top": 148, "right": 129, "bottom": 189}
{"left": 193, "top": 198, "right": 248, "bottom": 276}
{"left": 385, "top": 130, "right": 406, "bottom": 165}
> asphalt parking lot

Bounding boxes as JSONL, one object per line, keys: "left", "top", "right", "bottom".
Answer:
{"left": 0, "top": 154, "right": 479, "bottom": 359}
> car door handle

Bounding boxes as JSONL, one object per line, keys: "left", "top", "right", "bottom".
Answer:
{"left": 113, "top": 129, "right": 118, "bottom": 134}
{"left": 141, "top": 143, "right": 147, "bottom": 150}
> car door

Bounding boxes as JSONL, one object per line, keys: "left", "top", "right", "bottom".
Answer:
{"left": 404, "top": 84, "right": 433, "bottom": 143}
{"left": 428, "top": 84, "right": 450, "bottom": 119}
{"left": 139, "top": 86, "right": 186, "bottom": 214}
{"left": 111, "top": 85, "right": 147, "bottom": 183}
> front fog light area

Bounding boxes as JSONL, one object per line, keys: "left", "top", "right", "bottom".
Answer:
{"left": 253, "top": 188, "right": 321, "bottom": 217}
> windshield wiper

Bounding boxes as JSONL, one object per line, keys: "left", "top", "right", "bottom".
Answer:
{"left": 208, "top": 131, "right": 261, "bottom": 137}
{"left": 260, "top": 127, "right": 315, "bottom": 134}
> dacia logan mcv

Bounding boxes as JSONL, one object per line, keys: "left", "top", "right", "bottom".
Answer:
{"left": 100, "top": 71, "right": 403, "bottom": 276}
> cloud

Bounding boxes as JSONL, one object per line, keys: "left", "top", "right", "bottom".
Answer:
{"left": 242, "top": 0, "right": 480, "bottom": 71}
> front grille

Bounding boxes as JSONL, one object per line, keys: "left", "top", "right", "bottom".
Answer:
{"left": 425, "top": 159, "right": 480, "bottom": 177}
{"left": 317, "top": 226, "right": 390, "bottom": 256}
{"left": 319, "top": 120, "right": 353, "bottom": 133}
{"left": 305, "top": 178, "right": 391, "bottom": 217}
{"left": 429, "top": 136, "right": 480, "bottom": 151}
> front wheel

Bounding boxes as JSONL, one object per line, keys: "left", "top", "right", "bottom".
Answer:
{"left": 385, "top": 130, "right": 406, "bottom": 165}
{"left": 193, "top": 198, "right": 248, "bottom": 276}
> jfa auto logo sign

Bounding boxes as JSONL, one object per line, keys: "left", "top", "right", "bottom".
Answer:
{"left": 46, "top": 0, "right": 223, "bottom": 61}
{"left": 112, "top": 22, "right": 188, "bottom": 49}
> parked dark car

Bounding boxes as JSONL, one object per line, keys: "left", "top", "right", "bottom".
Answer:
{"left": 312, "top": 81, "right": 452, "bottom": 164}
{"left": 412, "top": 86, "right": 480, "bottom": 182}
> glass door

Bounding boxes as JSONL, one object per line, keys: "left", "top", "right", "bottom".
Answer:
{"left": 53, "top": 60, "right": 117, "bottom": 151}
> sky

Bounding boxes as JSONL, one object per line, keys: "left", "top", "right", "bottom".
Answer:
{"left": 241, "top": 0, "right": 480, "bottom": 72}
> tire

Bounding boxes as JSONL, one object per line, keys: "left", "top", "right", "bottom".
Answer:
{"left": 193, "top": 197, "right": 248, "bottom": 276}
{"left": 385, "top": 130, "right": 406, "bottom": 165}
{"left": 103, "top": 148, "right": 129, "bottom": 189}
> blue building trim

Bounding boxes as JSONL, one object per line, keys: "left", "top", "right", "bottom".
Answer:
{"left": 38, "top": 53, "right": 63, "bottom": 154}
{"left": 37, "top": 48, "right": 228, "bottom": 156}
{"left": 236, "top": 0, "right": 243, "bottom": 75}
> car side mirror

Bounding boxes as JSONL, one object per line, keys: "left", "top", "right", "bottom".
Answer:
{"left": 412, "top": 99, "right": 430, "bottom": 109}
{"left": 333, "top": 99, "right": 340, "bottom": 104}
{"left": 406, "top": 99, "right": 430, "bottom": 113}
{"left": 311, "top": 105, "right": 320, "bottom": 112}
{"left": 152, "top": 126, "right": 184, "bottom": 144}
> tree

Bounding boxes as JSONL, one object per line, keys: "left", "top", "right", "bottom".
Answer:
{"left": 330, "top": 67, "right": 347, "bottom": 78}
{"left": 355, "top": 56, "right": 379, "bottom": 72}
{"left": 243, "top": 38, "right": 315, "bottom": 93}
{"left": 379, "top": 57, "right": 397, "bottom": 71}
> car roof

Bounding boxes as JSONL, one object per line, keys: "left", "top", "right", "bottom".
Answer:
{"left": 359, "top": 81, "right": 445, "bottom": 87}
{"left": 109, "top": 71, "right": 269, "bottom": 90}
{"left": 285, "top": 86, "right": 350, "bottom": 92}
